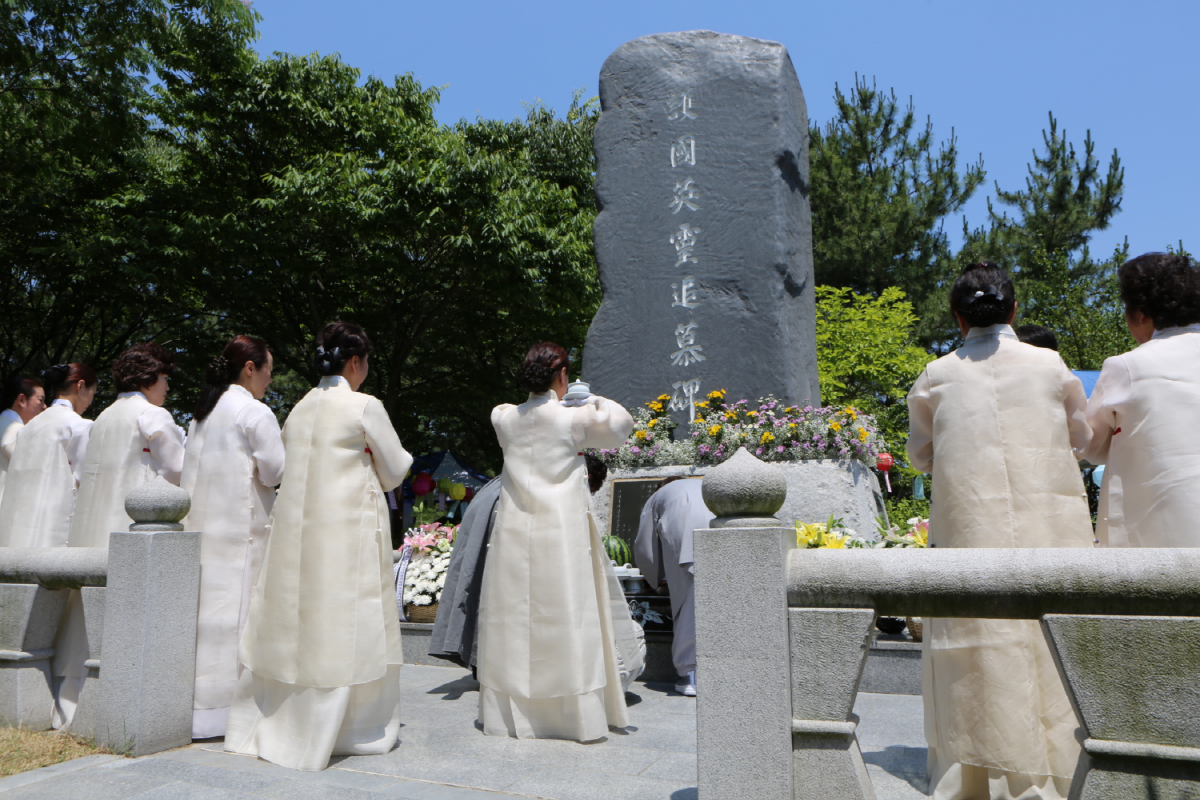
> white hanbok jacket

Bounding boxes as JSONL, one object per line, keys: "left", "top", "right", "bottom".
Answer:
{"left": 238, "top": 377, "right": 412, "bottom": 688}
{"left": 181, "top": 385, "right": 285, "bottom": 737}
{"left": 0, "top": 408, "right": 26, "bottom": 511}
{"left": 225, "top": 376, "right": 412, "bottom": 772}
{"left": 55, "top": 391, "right": 185, "bottom": 714}
{"left": 1083, "top": 324, "right": 1200, "bottom": 547}
{"left": 0, "top": 400, "right": 92, "bottom": 547}
{"left": 477, "top": 391, "right": 634, "bottom": 741}
{"left": 907, "top": 324, "right": 1094, "bottom": 799}
{"left": 68, "top": 392, "right": 185, "bottom": 548}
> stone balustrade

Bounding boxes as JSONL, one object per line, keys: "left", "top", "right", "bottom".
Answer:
{"left": 0, "top": 477, "right": 200, "bottom": 757}
{"left": 695, "top": 532, "right": 1200, "bottom": 800}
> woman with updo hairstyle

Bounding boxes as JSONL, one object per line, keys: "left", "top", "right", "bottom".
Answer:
{"left": 1084, "top": 252, "right": 1200, "bottom": 548}
{"left": 907, "top": 263, "right": 1094, "bottom": 800}
{"left": 0, "top": 364, "right": 97, "bottom": 548}
{"left": 226, "top": 321, "right": 412, "bottom": 771}
{"left": 475, "top": 342, "right": 635, "bottom": 741}
{"left": 53, "top": 342, "right": 186, "bottom": 728}
{"left": 179, "top": 335, "right": 284, "bottom": 738}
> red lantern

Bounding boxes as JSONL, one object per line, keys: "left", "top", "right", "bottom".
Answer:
{"left": 876, "top": 453, "right": 894, "bottom": 493}
{"left": 464, "top": 486, "right": 476, "bottom": 501}
{"left": 412, "top": 472, "right": 435, "bottom": 496}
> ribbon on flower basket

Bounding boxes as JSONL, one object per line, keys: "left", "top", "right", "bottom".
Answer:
{"left": 393, "top": 544, "right": 413, "bottom": 622}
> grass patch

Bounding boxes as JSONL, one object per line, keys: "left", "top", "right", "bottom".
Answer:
{"left": 0, "top": 727, "right": 114, "bottom": 777}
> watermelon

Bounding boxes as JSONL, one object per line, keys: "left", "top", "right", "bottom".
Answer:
{"left": 603, "top": 535, "right": 633, "bottom": 566}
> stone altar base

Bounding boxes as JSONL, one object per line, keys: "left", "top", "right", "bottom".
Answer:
{"left": 593, "top": 459, "right": 887, "bottom": 542}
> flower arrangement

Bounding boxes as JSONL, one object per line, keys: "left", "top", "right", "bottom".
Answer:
{"left": 591, "top": 391, "right": 886, "bottom": 469}
{"left": 793, "top": 514, "right": 929, "bottom": 549}
{"left": 592, "top": 395, "right": 697, "bottom": 469}
{"left": 875, "top": 516, "right": 929, "bottom": 548}
{"left": 402, "top": 523, "right": 457, "bottom": 607}
{"left": 795, "top": 516, "right": 859, "bottom": 549}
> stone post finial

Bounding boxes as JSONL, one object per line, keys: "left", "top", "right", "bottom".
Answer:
{"left": 124, "top": 476, "right": 191, "bottom": 532}
{"left": 701, "top": 446, "right": 787, "bottom": 528}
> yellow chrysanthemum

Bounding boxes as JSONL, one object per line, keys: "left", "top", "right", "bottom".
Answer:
{"left": 695, "top": 400, "right": 709, "bottom": 409}
{"left": 658, "top": 394, "right": 672, "bottom": 402}
{"left": 634, "top": 430, "right": 647, "bottom": 441}
{"left": 858, "top": 426, "right": 868, "bottom": 442}
{"left": 709, "top": 425, "right": 721, "bottom": 436}
{"left": 647, "top": 419, "right": 657, "bottom": 428}
{"left": 761, "top": 431, "right": 775, "bottom": 444}
{"left": 830, "top": 421, "right": 842, "bottom": 432}
{"left": 647, "top": 401, "right": 664, "bottom": 413}
{"left": 747, "top": 411, "right": 758, "bottom": 417}
{"left": 788, "top": 422, "right": 798, "bottom": 429}
{"left": 724, "top": 411, "right": 738, "bottom": 421}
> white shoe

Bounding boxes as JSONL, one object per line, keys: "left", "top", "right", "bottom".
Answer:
{"left": 675, "top": 671, "right": 696, "bottom": 697}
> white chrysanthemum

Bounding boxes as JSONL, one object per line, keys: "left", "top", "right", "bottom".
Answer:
{"left": 403, "top": 589, "right": 415, "bottom": 603}
{"left": 436, "top": 573, "right": 447, "bottom": 588}
{"left": 411, "top": 595, "right": 431, "bottom": 606}
{"left": 416, "top": 579, "right": 437, "bottom": 593}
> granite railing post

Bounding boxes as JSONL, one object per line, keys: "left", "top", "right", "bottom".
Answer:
{"left": 84, "top": 477, "right": 200, "bottom": 756}
{"left": 695, "top": 448, "right": 798, "bottom": 800}
{"left": 0, "top": 548, "right": 107, "bottom": 730}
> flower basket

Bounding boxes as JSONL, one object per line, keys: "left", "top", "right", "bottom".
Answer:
{"left": 906, "top": 616, "right": 924, "bottom": 642}
{"left": 405, "top": 603, "right": 439, "bottom": 624}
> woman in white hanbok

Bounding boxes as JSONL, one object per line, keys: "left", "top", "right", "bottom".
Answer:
{"left": 477, "top": 342, "right": 635, "bottom": 741}
{"left": 1083, "top": 253, "right": 1200, "bottom": 547}
{"left": 226, "top": 322, "right": 412, "bottom": 772}
{"left": 0, "top": 375, "right": 47, "bottom": 510}
{"left": 0, "top": 364, "right": 98, "bottom": 547}
{"left": 907, "top": 264, "right": 1094, "bottom": 800}
{"left": 182, "top": 336, "right": 285, "bottom": 738}
{"left": 54, "top": 343, "right": 185, "bottom": 728}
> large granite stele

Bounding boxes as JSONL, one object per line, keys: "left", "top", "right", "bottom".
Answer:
{"left": 583, "top": 30, "right": 819, "bottom": 426}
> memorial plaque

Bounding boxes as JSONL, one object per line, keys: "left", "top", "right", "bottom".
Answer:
{"left": 583, "top": 30, "right": 820, "bottom": 426}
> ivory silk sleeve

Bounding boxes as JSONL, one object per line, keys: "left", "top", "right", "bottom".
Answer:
{"left": 1061, "top": 362, "right": 1093, "bottom": 458}
{"left": 905, "top": 369, "right": 934, "bottom": 473}
{"left": 571, "top": 396, "right": 635, "bottom": 450}
{"left": 1083, "top": 355, "right": 1131, "bottom": 466}
{"left": 138, "top": 406, "right": 186, "bottom": 485}
{"left": 362, "top": 398, "right": 412, "bottom": 492}
{"left": 242, "top": 404, "right": 285, "bottom": 488}
{"left": 65, "top": 418, "right": 93, "bottom": 486}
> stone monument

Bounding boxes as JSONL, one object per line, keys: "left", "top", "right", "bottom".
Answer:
{"left": 583, "top": 30, "right": 820, "bottom": 425}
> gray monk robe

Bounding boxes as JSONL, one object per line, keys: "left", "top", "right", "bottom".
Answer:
{"left": 634, "top": 478, "right": 712, "bottom": 678}
{"left": 429, "top": 477, "right": 502, "bottom": 669}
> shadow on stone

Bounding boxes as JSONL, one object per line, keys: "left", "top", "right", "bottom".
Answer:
{"left": 863, "top": 745, "right": 930, "bottom": 792}
{"left": 625, "top": 691, "right": 643, "bottom": 706}
{"left": 426, "top": 676, "right": 478, "bottom": 700}
{"left": 670, "top": 788, "right": 698, "bottom": 800}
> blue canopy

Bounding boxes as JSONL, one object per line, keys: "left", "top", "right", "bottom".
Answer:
{"left": 1072, "top": 370, "right": 1102, "bottom": 398}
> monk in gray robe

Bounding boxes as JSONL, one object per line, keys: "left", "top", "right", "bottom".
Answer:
{"left": 634, "top": 476, "right": 712, "bottom": 696}
{"left": 428, "top": 477, "right": 502, "bottom": 670}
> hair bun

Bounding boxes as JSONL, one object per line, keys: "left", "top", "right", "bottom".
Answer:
{"left": 315, "top": 345, "right": 342, "bottom": 375}
{"left": 206, "top": 355, "right": 231, "bottom": 385}
{"left": 42, "top": 364, "right": 70, "bottom": 383}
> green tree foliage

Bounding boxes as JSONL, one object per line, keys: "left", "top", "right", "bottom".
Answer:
{"left": 814, "top": 286, "right": 934, "bottom": 479}
{"left": 0, "top": 0, "right": 257, "bottom": 410}
{"left": 809, "top": 77, "right": 986, "bottom": 343}
{"left": 107, "top": 44, "right": 600, "bottom": 468}
{"left": 968, "top": 113, "right": 1123, "bottom": 281}
{"left": 1016, "top": 247, "right": 1133, "bottom": 370}
{"left": 961, "top": 113, "right": 1131, "bottom": 369}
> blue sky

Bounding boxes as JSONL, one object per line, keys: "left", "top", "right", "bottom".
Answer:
{"left": 249, "top": 0, "right": 1197, "bottom": 259}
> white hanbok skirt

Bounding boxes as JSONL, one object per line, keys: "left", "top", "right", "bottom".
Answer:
{"left": 224, "top": 665, "right": 402, "bottom": 772}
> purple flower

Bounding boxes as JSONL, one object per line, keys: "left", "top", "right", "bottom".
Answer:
{"left": 630, "top": 446, "right": 641, "bottom": 454}
{"left": 776, "top": 446, "right": 785, "bottom": 453}
{"left": 755, "top": 447, "right": 764, "bottom": 456}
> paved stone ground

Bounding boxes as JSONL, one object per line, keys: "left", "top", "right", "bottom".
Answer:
{"left": 0, "top": 665, "right": 929, "bottom": 799}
